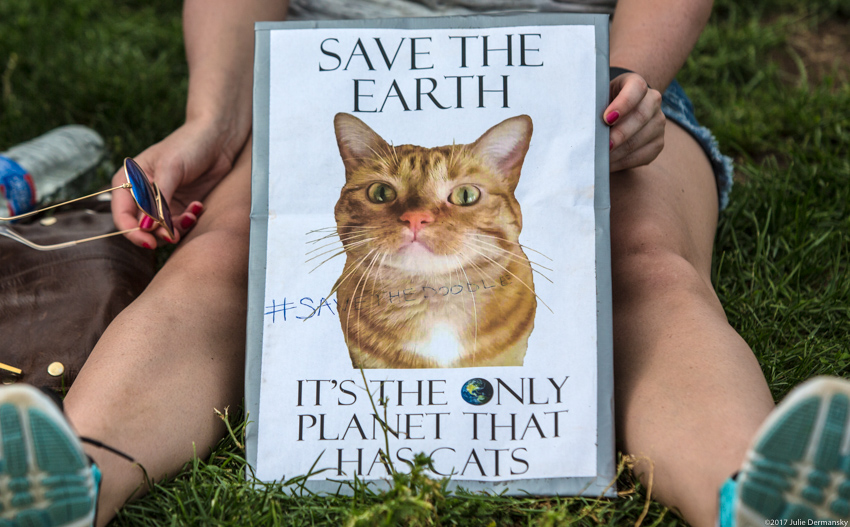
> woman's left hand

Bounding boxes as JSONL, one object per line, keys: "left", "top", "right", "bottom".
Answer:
{"left": 604, "top": 72, "right": 666, "bottom": 172}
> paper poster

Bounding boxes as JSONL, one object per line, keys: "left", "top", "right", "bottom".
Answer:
{"left": 247, "top": 14, "right": 615, "bottom": 495}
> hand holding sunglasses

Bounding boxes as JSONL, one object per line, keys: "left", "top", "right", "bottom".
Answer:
{"left": 0, "top": 158, "right": 180, "bottom": 251}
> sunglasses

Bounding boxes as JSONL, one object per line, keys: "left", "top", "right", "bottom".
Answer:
{"left": 0, "top": 158, "right": 174, "bottom": 251}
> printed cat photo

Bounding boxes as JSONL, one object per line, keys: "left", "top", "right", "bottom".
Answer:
{"left": 325, "top": 112, "right": 538, "bottom": 368}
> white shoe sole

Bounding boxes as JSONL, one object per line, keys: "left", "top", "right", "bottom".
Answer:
{"left": 0, "top": 384, "right": 96, "bottom": 527}
{"left": 735, "top": 376, "right": 850, "bottom": 525}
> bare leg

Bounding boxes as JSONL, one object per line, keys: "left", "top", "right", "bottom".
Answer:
{"left": 611, "top": 122, "right": 775, "bottom": 526}
{"left": 63, "top": 139, "right": 253, "bottom": 525}
{"left": 58, "top": 120, "right": 770, "bottom": 525}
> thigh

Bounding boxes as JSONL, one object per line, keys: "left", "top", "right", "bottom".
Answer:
{"left": 178, "top": 136, "right": 254, "bottom": 247}
{"left": 610, "top": 121, "right": 719, "bottom": 283}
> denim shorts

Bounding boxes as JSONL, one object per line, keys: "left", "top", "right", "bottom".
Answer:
{"left": 661, "top": 80, "right": 734, "bottom": 210}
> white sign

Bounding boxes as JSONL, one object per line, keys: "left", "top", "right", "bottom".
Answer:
{"left": 250, "top": 17, "right": 610, "bottom": 492}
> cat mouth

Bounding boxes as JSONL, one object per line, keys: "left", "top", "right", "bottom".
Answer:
{"left": 398, "top": 240, "right": 434, "bottom": 254}
{"left": 387, "top": 242, "right": 464, "bottom": 275}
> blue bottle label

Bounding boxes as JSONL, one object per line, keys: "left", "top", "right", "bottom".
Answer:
{"left": 0, "top": 155, "right": 37, "bottom": 216}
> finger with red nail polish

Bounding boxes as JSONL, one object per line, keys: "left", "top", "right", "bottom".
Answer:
{"left": 188, "top": 202, "right": 204, "bottom": 217}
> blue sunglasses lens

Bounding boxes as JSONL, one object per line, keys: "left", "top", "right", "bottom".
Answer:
{"left": 124, "top": 158, "right": 158, "bottom": 219}
{"left": 158, "top": 190, "right": 174, "bottom": 237}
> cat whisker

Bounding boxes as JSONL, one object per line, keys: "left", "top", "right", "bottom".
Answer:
{"left": 467, "top": 238, "right": 555, "bottom": 273}
{"left": 388, "top": 141, "right": 399, "bottom": 167}
{"left": 307, "top": 249, "right": 347, "bottom": 273}
{"left": 462, "top": 256, "right": 501, "bottom": 289}
{"left": 334, "top": 226, "right": 394, "bottom": 240}
{"left": 518, "top": 261, "right": 554, "bottom": 284}
{"left": 305, "top": 238, "right": 374, "bottom": 264}
{"left": 305, "top": 232, "right": 358, "bottom": 245}
{"left": 464, "top": 245, "right": 554, "bottom": 314}
{"left": 519, "top": 245, "right": 552, "bottom": 261}
{"left": 307, "top": 227, "right": 386, "bottom": 246}
{"left": 530, "top": 268, "right": 554, "bottom": 284}
{"left": 304, "top": 229, "right": 375, "bottom": 245}
{"left": 305, "top": 240, "right": 342, "bottom": 256}
{"left": 454, "top": 254, "right": 478, "bottom": 359}
{"left": 308, "top": 238, "right": 376, "bottom": 273}
{"left": 307, "top": 225, "right": 385, "bottom": 236}
{"left": 467, "top": 244, "right": 555, "bottom": 284}
{"left": 465, "top": 243, "right": 554, "bottom": 285}
{"left": 347, "top": 250, "right": 381, "bottom": 346}
{"left": 466, "top": 241, "right": 554, "bottom": 283}
{"left": 306, "top": 238, "right": 346, "bottom": 255}
{"left": 365, "top": 251, "right": 385, "bottom": 299}
{"left": 339, "top": 232, "right": 386, "bottom": 245}
{"left": 470, "top": 232, "right": 554, "bottom": 262}
{"left": 306, "top": 232, "right": 344, "bottom": 245}
{"left": 304, "top": 249, "right": 377, "bottom": 321}
{"left": 374, "top": 251, "right": 389, "bottom": 298}
{"left": 306, "top": 231, "right": 381, "bottom": 255}
{"left": 464, "top": 236, "right": 555, "bottom": 284}
{"left": 305, "top": 242, "right": 343, "bottom": 260}
{"left": 305, "top": 226, "right": 340, "bottom": 235}
{"left": 448, "top": 263, "right": 467, "bottom": 357}
{"left": 531, "top": 267, "right": 555, "bottom": 284}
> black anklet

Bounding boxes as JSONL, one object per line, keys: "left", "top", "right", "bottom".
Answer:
{"left": 80, "top": 436, "right": 137, "bottom": 463}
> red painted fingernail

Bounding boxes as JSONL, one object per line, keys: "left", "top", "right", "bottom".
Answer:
{"left": 181, "top": 216, "right": 196, "bottom": 229}
{"left": 142, "top": 242, "right": 152, "bottom": 250}
{"left": 610, "top": 140, "right": 614, "bottom": 150}
{"left": 164, "top": 236, "right": 174, "bottom": 244}
{"left": 139, "top": 216, "right": 154, "bottom": 230}
{"left": 606, "top": 111, "right": 619, "bottom": 125}
{"left": 189, "top": 203, "right": 203, "bottom": 216}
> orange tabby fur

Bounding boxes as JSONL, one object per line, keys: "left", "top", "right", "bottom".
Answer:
{"left": 332, "top": 113, "right": 536, "bottom": 368}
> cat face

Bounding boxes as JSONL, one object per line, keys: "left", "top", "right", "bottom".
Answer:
{"left": 333, "top": 113, "right": 533, "bottom": 276}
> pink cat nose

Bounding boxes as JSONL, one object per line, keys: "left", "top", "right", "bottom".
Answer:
{"left": 400, "top": 211, "right": 434, "bottom": 236}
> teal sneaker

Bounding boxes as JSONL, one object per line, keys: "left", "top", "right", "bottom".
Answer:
{"left": 0, "top": 384, "right": 99, "bottom": 527}
{"left": 719, "top": 376, "right": 850, "bottom": 526}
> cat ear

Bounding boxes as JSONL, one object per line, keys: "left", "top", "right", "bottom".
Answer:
{"left": 334, "top": 113, "right": 391, "bottom": 175}
{"left": 469, "top": 115, "right": 533, "bottom": 187}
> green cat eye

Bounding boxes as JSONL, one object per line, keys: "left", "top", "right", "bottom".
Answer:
{"left": 366, "top": 182, "right": 397, "bottom": 203}
{"left": 448, "top": 185, "right": 481, "bottom": 206}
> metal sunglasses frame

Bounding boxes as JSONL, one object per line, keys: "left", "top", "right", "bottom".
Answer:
{"left": 0, "top": 158, "right": 174, "bottom": 251}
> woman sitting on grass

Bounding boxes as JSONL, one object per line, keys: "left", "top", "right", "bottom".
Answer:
{"left": 1, "top": 0, "right": 848, "bottom": 526}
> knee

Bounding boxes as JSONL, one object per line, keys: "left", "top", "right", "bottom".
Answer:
{"left": 611, "top": 218, "right": 716, "bottom": 305}
{"left": 169, "top": 220, "right": 251, "bottom": 287}
{"left": 614, "top": 251, "right": 711, "bottom": 307}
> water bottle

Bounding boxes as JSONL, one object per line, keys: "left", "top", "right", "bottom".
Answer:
{"left": 0, "top": 125, "right": 109, "bottom": 218}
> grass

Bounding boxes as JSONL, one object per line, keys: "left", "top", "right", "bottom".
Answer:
{"left": 2, "top": 0, "right": 849, "bottom": 525}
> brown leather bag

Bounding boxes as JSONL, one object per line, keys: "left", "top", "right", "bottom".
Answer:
{"left": 0, "top": 199, "right": 155, "bottom": 391}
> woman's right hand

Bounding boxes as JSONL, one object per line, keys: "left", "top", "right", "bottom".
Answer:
{"left": 112, "top": 0, "right": 287, "bottom": 249}
{"left": 111, "top": 117, "right": 248, "bottom": 249}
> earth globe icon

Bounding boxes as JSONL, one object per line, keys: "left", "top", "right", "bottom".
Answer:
{"left": 461, "top": 378, "right": 494, "bottom": 405}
